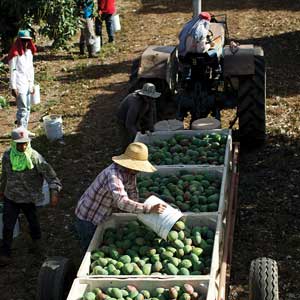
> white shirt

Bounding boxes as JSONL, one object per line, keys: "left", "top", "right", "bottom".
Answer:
{"left": 9, "top": 49, "right": 34, "bottom": 94}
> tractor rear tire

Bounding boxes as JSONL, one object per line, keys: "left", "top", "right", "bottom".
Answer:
{"left": 238, "top": 51, "right": 266, "bottom": 145}
{"left": 249, "top": 257, "right": 279, "bottom": 300}
{"left": 36, "top": 256, "right": 76, "bottom": 300}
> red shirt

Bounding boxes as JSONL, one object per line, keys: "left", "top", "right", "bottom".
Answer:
{"left": 98, "top": 0, "right": 116, "bottom": 14}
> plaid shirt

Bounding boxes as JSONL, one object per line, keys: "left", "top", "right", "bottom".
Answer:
{"left": 75, "top": 163, "right": 151, "bottom": 225}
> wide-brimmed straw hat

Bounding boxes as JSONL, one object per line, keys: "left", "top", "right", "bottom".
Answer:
{"left": 137, "top": 83, "right": 161, "bottom": 99}
{"left": 112, "top": 142, "right": 156, "bottom": 173}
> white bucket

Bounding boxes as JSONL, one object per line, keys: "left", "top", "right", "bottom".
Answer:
{"left": 154, "top": 119, "right": 184, "bottom": 131}
{"left": 43, "top": 115, "right": 63, "bottom": 141}
{"left": 0, "top": 203, "right": 20, "bottom": 239}
{"left": 191, "top": 117, "right": 221, "bottom": 130}
{"left": 112, "top": 14, "right": 121, "bottom": 32}
{"left": 36, "top": 180, "right": 50, "bottom": 207}
{"left": 94, "top": 36, "right": 101, "bottom": 53}
{"left": 30, "top": 84, "right": 40, "bottom": 105}
{"left": 137, "top": 195, "right": 183, "bottom": 240}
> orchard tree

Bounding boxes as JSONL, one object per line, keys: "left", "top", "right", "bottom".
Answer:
{"left": 0, "top": 0, "right": 81, "bottom": 54}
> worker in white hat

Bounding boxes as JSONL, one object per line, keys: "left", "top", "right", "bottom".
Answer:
{"left": 74, "top": 142, "right": 166, "bottom": 250}
{"left": 0, "top": 127, "right": 62, "bottom": 266}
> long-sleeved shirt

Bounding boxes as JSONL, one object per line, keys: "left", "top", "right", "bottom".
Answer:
{"left": 116, "top": 92, "right": 155, "bottom": 142}
{"left": 9, "top": 49, "right": 34, "bottom": 94}
{"left": 75, "top": 163, "right": 151, "bottom": 225}
{"left": 0, "top": 148, "right": 62, "bottom": 204}
{"left": 98, "top": 0, "right": 116, "bottom": 14}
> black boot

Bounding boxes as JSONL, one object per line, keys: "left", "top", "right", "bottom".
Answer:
{"left": 87, "top": 45, "right": 97, "bottom": 58}
{"left": 79, "top": 43, "right": 85, "bottom": 55}
{"left": 108, "top": 36, "right": 114, "bottom": 44}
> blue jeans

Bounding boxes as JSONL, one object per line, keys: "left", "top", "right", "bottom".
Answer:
{"left": 74, "top": 216, "right": 97, "bottom": 251}
{"left": 16, "top": 90, "right": 31, "bottom": 128}
{"left": 95, "top": 14, "right": 114, "bottom": 42}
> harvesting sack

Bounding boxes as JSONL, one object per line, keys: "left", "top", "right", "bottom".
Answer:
{"left": 178, "top": 12, "right": 211, "bottom": 57}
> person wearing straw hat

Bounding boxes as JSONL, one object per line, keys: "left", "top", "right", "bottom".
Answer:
{"left": 0, "top": 127, "right": 62, "bottom": 266}
{"left": 74, "top": 142, "right": 166, "bottom": 251}
{"left": 8, "top": 29, "right": 37, "bottom": 129}
{"left": 116, "top": 82, "right": 161, "bottom": 150}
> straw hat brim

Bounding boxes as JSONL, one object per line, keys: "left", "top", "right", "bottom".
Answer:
{"left": 137, "top": 90, "right": 161, "bottom": 99}
{"left": 112, "top": 154, "right": 157, "bottom": 173}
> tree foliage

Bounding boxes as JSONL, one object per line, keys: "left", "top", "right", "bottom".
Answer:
{"left": 0, "top": 0, "right": 81, "bottom": 54}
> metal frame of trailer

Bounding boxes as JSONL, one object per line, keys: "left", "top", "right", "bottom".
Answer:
{"left": 38, "top": 134, "right": 278, "bottom": 300}
{"left": 65, "top": 134, "right": 240, "bottom": 300}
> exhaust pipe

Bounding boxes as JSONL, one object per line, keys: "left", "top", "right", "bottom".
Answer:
{"left": 193, "top": 0, "right": 201, "bottom": 16}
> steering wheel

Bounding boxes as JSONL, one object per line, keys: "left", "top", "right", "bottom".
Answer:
{"left": 206, "top": 30, "right": 214, "bottom": 44}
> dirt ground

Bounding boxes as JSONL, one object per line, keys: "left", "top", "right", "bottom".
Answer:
{"left": 0, "top": 0, "right": 299, "bottom": 299}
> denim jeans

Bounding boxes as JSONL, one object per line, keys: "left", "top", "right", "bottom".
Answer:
{"left": 16, "top": 90, "right": 31, "bottom": 128}
{"left": 74, "top": 216, "right": 97, "bottom": 252}
{"left": 95, "top": 13, "right": 114, "bottom": 42}
{"left": 1, "top": 197, "right": 41, "bottom": 256}
{"left": 79, "top": 17, "right": 96, "bottom": 46}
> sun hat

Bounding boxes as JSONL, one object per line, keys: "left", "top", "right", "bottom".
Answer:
{"left": 18, "top": 29, "right": 32, "bottom": 40}
{"left": 137, "top": 83, "right": 161, "bottom": 99}
{"left": 11, "top": 127, "right": 31, "bottom": 143}
{"left": 112, "top": 142, "right": 157, "bottom": 173}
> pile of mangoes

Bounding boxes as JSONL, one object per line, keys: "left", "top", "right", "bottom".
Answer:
{"left": 138, "top": 172, "right": 221, "bottom": 213}
{"left": 90, "top": 220, "right": 214, "bottom": 276}
{"left": 83, "top": 283, "right": 203, "bottom": 300}
{"left": 147, "top": 133, "right": 227, "bottom": 165}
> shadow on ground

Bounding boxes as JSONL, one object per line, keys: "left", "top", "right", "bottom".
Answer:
{"left": 238, "top": 31, "right": 300, "bottom": 98}
{"left": 55, "top": 59, "right": 134, "bottom": 84}
{"left": 230, "top": 134, "right": 300, "bottom": 298}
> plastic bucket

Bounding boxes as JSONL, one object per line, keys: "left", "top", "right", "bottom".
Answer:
{"left": 112, "top": 14, "right": 121, "bottom": 32}
{"left": 94, "top": 36, "right": 101, "bottom": 53}
{"left": 36, "top": 180, "right": 50, "bottom": 207}
{"left": 154, "top": 119, "right": 184, "bottom": 131}
{"left": 30, "top": 84, "right": 40, "bottom": 105}
{"left": 191, "top": 117, "right": 221, "bottom": 130}
{"left": 43, "top": 115, "right": 63, "bottom": 141}
{"left": 0, "top": 203, "right": 20, "bottom": 239}
{"left": 137, "top": 195, "right": 183, "bottom": 240}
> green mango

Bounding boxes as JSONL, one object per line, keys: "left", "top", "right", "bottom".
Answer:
{"left": 178, "top": 267, "right": 190, "bottom": 275}
{"left": 122, "top": 263, "right": 134, "bottom": 275}
{"left": 142, "top": 263, "right": 152, "bottom": 275}
{"left": 173, "top": 239, "right": 185, "bottom": 249}
{"left": 168, "top": 230, "right": 178, "bottom": 241}
{"left": 207, "top": 193, "right": 219, "bottom": 203}
{"left": 179, "top": 259, "right": 192, "bottom": 269}
{"left": 153, "top": 261, "right": 163, "bottom": 272}
{"left": 208, "top": 203, "right": 218, "bottom": 211}
{"left": 83, "top": 292, "right": 96, "bottom": 300}
{"left": 119, "top": 255, "right": 131, "bottom": 264}
{"left": 165, "top": 263, "right": 179, "bottom": 275}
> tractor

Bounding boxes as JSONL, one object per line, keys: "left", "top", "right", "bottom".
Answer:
{"left": 129, "top": 2, "right": 266, "bottom": 144}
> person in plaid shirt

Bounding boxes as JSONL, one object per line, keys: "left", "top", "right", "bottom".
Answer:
{"left": 75, "top": 142, "right": 166, "bottom": 250}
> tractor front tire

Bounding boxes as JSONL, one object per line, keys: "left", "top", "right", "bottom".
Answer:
{"left": 36, "top": 256, "right": 76, "bottom": 300}
{"left": 249, "top": 257, "right": 279, "bottom": 300}
{"left": 238, "top": 50, "right": 266, "bottom": 145}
